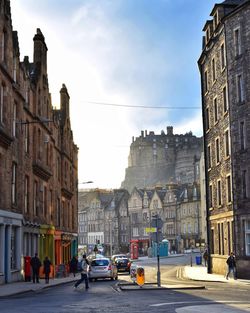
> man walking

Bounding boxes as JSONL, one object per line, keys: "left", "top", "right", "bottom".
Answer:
{"left": 30, "top": 253, "right": 41, "bottom": 283}
{"left": 226, "top": 252, "right": 237, "bottom": 280}
{"left": 74, "top": 254, "right": 90, "bottom": 290}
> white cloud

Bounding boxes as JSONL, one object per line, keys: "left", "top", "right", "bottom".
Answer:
{"left": 11, "top": 1, "right": 204, "bottom": 188}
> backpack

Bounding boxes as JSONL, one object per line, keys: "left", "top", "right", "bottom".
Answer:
{"left": 77, "top": 260, "right": 83, "bottom": 272}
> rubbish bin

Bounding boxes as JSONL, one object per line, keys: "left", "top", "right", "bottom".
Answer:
{"left": 24, "top": 256, "right": 31, "bottom": 281}
{"left": 195, "top": 255, "right": 202, "bottom": 265}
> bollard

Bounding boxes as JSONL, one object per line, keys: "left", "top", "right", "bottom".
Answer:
{"left": 136, "top": 266, "right": 145, "bottom": 287}
{"left": 130, "top": 263, "right": 137, "bottom": 283}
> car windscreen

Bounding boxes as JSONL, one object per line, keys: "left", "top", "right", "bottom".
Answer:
{"left": 116, "top": 258, "right": 129, "bottom": 263}
{"left": 91, "top": 259, "right": 109, "bottom": 266}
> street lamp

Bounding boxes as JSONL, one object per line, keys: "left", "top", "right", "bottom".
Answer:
{"left": 78, "top": 181, "right": 94, "bottom": 185}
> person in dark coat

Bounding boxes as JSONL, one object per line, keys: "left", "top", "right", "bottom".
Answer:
{"left": 203, "top": 249, "right": 208, "bottom": 267}
{"left": 226, "top": 252, "right": 237, "bottom": 280}
{"left": 70, "top": 256, "right": 78, "bottom": 277}
{"left": 30, "top": 253, "right": 41, "bottom": 283}
{"left": 43, "top": 256, "right": 52, "bottom": 283}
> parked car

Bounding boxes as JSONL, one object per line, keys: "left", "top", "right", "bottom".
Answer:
{"left": 89, "top": 257, "right": 118, "bottom": 281}
{"left": 111, "top": 254, "right": 127, "bottom": 262}
{"left": 115, "top": 257, "right": 131, "bottom": 273}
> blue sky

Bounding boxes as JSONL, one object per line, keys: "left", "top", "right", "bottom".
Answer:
{"left": 11, "top": 0, "right": 217, "bottom": 188}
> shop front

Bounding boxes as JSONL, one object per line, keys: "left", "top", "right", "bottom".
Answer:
{"left": 39, "top": 225, "right": 55, "bottom": 277}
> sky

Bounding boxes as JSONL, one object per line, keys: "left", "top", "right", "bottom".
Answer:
{"left": 11, "top": 0, "right": 217, "bottom": 189}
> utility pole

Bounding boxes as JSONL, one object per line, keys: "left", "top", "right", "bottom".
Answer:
{"left": 156, "top": 216, "right": 161, "bottom": 287}
{"left": 110, "top": 220, "right": 112, "bottom": 257}
{"left": 152, "top": 214, "right": 163, "bottom": 287}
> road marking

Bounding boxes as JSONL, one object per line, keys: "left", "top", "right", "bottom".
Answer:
{"left": 150, "top": 300, "right": 250, "bottom": 307}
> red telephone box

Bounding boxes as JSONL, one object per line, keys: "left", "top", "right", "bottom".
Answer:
{"left": 24, "top": 256, "right": 31, "bottom": 281}
{"left": 130, "top": 240, "right": 139, "bottom": 260}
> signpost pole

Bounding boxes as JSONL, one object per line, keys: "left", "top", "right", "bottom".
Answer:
{"left": 156, "top": 216, "right": 161, "bottom": 287}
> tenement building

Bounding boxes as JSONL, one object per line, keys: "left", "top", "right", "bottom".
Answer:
{"left": 121, "top": 126, "right": 203, "bottom": 193}
{"left": 199, "top": 0, "right": 250, "bottom": 278}
{"left": 0, "top": 1, "right": 78, "bottom": 284}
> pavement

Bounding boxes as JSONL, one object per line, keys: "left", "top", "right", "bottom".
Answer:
{"left": 1, "top": 258, "right": 250, "bottom": 297}
{"left": 0, "top": 274, "right": 79, "bottom": 298}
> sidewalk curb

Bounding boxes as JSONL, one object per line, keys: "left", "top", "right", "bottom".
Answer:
{"left": 117, "top": 282, "right": 205, "bottom": 291}
{"left": 0, "top": 278, "right": 79, "bottom": 299}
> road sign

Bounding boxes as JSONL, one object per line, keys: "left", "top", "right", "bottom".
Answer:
{"left": 151, "top": 217, "right": 163, "bottom": 229}
{"left": 151, "top": 232, "right": 163, "bottom": 242}
{"left": 145, "top": 227, "right": 157, "bottom": 233}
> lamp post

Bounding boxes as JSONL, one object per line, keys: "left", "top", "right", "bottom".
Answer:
{"left": 78, "top": 181, "right": 94, "bottom": 185}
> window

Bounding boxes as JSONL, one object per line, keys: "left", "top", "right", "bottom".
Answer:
{"left": 205, "top": 107, "right": 210, "bottom": 131}
{"left": 1, "top": 30, "right": 7, "bottom": 62}
{"left": 10, "top": 227, "right": 16, "bottom": 270}
{"left": 0, "top": 84, "right": 5, "bottom": 124}
{"left": 220, "top": 43, "right": 226, "bottom": 70}
{"left": 226, "top": 175, "right": 232, "bottom": 203}
{"left": 207, "top": 145, "right": 212, "bottom": 169}
{"left": 44, "top": 186, "right": 47, "bottom": 218}
{"left": 33, "top": 181, "right": 38, "bottom": 216}
{"left": 242, "top": 170, "right": 247, "bottom": 199}
{"left": 12, "top": 102, "right": 17, "bottom": 137}
{"left": 132, "top": 227, "right": 139, "bottom": 237}
{"left": 213, "top": 11, "right": 219, "bottom": 28}
{"left": 212, "top": 58, "right": 216, "bottom": 82}
{"left": 13, "top": 56, "right": 17, "bottom": 82}
{"left": 24, "top": 176, "right": 29, "bottom": 213}
{"left": 218, "top": 224, "right": 221, "bottom": 254}
{"left": 204, "top": 70, "right": 208, "bottom": 93}
{"left": 24, "top": 122, "right": 29, "bottom": 153}
{"left": 209, "top": 184, "right": 213, "bottom": 208}
{"left": 217, "top": 180, "right": 222, "bottom": 207}
{"left": 215, "top": 138, "right": 220, "bottom": 164}
{"left": 49, "top": 190, "right": 53, "bottom": 222}
{"left": 11, "top": 163, "right": 17, "bottom": 205}
{"left": 153, "top": 199, "right": 158, "bottom": 209}
{"left": 236, "top": 74, "right": 244, "bottom": 103}
{"left": 213, "top": 97, "right": 218, "bottom": 123}
{"left": 234, "top": 28, "right": 241, "bottom": 57}
{"left": 57, "top": 198, "right": 60, "bottom": 226}
{"left": 224, "top": 129, "right": 230, "bottom": 157}
{"left": 245, "top": 220, "right": 250, "bottom": 256}
{"left": 240, "top": 121, "right": 246, "bottom": 150}
{"left": 223, "top": 86, "right": 228, "bottom": 113}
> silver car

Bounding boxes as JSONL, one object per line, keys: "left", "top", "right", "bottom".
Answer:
{"left": 89, "top": 258, "right": 118, "bottom": 281}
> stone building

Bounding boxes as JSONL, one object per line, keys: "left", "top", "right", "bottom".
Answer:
{"left": 199, "top": 0, "right": 250, "bottom": 278}
{"left": 128, "top": 184, "right": 205, "bottom": 256}
{"left": 121, "top": 126, "right": 203, "bottom": 193}
{"left": 78, "top": 189, "right": 129, "bottom": 256}
{"left": 0, "top": 1, "right": 78, "bottom": 284}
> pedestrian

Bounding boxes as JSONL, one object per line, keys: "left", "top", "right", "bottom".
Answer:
{"left": 74, "top": 254, "right": 90, "bottom": 290}
{"left": 43, "top": 256, "right": 52, "bottom": 284}
{"left": 226, "top": 252, "right": 237, "bottom": 280}
{"left": 70, "top": 255, "right": 78, "bottom": 277}
{"left": 203, "top": 249, "right": 208, "bottom": 267}
{"left": 30, "top": 253, "right": 41, "bottom": 283}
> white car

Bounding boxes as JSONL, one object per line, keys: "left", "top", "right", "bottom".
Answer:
{"left": 89, "top": 257, "right": 118, "bottom": 281}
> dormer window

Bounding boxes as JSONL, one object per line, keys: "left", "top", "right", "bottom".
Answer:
{"left": 213, "top": 11, "right": 219, "bottom": 29}
{"left": 206, "top": 28, "right": 210, "bottom": 43}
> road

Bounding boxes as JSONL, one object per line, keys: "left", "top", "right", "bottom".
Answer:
{"left": 1, "top": 254, "right": 250, "bottom": 313}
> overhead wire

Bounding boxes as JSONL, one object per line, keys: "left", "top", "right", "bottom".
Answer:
{"left": 83, "top": 101, "right": 201, "bottom": 110}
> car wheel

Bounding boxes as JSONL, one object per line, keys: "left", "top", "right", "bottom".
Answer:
{"left": 111, "top": 277, "right": 114, "bottom": 281}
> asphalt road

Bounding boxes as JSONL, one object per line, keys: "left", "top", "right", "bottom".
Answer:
{"left": 1, "top": 255, "right": 250, "bottom": 313}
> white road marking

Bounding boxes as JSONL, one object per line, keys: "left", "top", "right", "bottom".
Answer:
{"left": 150, "top": 300, "right": 250, "bottom": 307}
